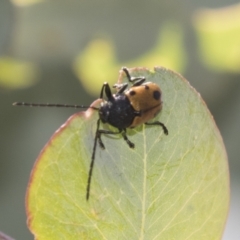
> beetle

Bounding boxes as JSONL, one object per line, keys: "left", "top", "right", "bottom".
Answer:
{"left": 13, "top": 67, "right": 168, "bottom": 201}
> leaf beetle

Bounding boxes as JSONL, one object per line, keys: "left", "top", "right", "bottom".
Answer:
{"left": 88, "top": 67, "right": 168, "bottom": 199}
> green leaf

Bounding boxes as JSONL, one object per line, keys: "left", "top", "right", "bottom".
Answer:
{"left": 26, "top": 67, "right": 229, "bottom": 239}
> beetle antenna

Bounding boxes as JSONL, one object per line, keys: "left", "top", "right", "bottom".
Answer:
{"left": 12, "top": 102, "right": 99, "bottom": 110}
{"left": 86, "top": 118, "right": 100, "bottom": 201}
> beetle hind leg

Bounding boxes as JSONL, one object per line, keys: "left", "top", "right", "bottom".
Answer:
{"left": 145, "top": 121, "right": 168, "bottom": 135}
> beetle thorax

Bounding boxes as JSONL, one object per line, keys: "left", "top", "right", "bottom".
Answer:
{"left": 99, "top": 94, "right": 137, "bottom": 129}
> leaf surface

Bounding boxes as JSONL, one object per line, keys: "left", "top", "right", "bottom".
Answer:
{"left": 27, "top": 67, "right": 229, "bottom": 240}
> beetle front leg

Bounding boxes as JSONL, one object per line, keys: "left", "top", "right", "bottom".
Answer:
{"left": 96, "top": 128, "right": 122, "bottom": 149}
{"left": 121, "top": 129, "right": 135, "bottom": 148}
{"left": 100, "top": 82, "right": 113, "bottom": 100}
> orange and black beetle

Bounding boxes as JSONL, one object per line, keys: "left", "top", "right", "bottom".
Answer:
{"left": 88, "top": 67, "right": 168, "bottom": 199}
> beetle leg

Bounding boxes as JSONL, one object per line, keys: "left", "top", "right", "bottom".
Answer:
{"left": 97, "top": 128, "right": 135, "bottom": 149}
{"left": 96, "top": 131, "right": 105, "bottom": 149}
{"left": 121, "top": 129, "right": 135, "bottom": 148}
{"left": 113, "top": 82, "right": 129, "bottom": 94}
{"left": 145, "top": 121, "right": 168, "bottom": 135}
{"left": 122, "top": 67, "right": 146, "bottom": 86}
{"left": 100, "top": 82, "right": 113, "bottom": 100}
{"left": 96, "top": 128, "right": 122, "bottom": 149}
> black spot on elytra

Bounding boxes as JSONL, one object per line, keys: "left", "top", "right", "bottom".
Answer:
{"left": 144, "top": 85, "right": 149, "bottom": 90}
{"left": 153, "top": 90, "right": 161, "bottom": 100}
{"left": 129, "top": 90, "right": 136, "bottom": 96}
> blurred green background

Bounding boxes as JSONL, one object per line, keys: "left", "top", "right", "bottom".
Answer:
{"left": 0, "top": 0, "right": 239, "bottom": 239}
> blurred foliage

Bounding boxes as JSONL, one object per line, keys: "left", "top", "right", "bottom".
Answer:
{"left": 193, "top": 3, "right": 240, "bottom": 73}
{"left": 73, "top": 21, "right": 186, "bottom": 96}
{"left": 73, "top": 38, "right": 119, "bottom": 97}
{"left": 11, "top": 0, "right": 44, "bottom": 7}
{"left": 0, "top": 56, "right": 39, "bottom": 89}
{"left": 127, "top": 22, "right": 186, "bottom": 72}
